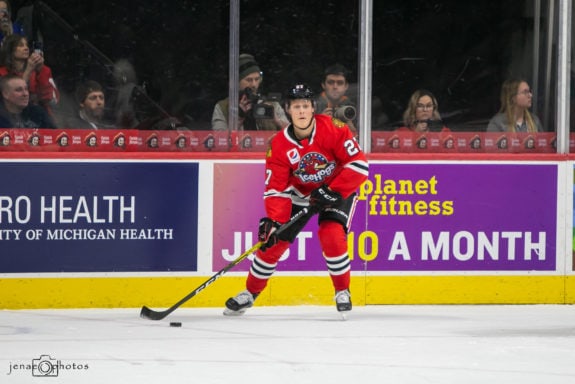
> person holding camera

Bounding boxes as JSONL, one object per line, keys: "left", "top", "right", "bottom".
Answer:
{"left": 0, "top": 33, "right": 59, "bottom": 117}
{"left": 315, "top": 63, "right": 357, "bottom": 135}
{"left": 396, "top": 89, "right": 450, "bottom": 133}
{"left": 212, "top": 53, "right": 289, "bottom": 131}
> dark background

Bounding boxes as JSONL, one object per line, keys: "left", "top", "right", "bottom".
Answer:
{"left": 10, "top": 0, "right": 549, "bottom": 131}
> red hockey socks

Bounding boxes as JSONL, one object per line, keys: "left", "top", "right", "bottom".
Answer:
{"left": 246, "top": 240, "right": 290, "bottom": 294}
{"left": 318, "top": 220, "right": 351, "bottom": 291}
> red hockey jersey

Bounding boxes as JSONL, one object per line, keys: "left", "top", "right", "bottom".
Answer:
{"left": 264, "top": 114, "right": 369, "bottom": 223}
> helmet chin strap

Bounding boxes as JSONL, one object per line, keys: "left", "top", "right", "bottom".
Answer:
{"left": 304, "top": 116, "right": 315, "bottom": 130}
{"left": 295, "top": 116, "right": 315, "bottom": 130}
{"left": 293, "top": 117, "right": 315, "bottom": 140}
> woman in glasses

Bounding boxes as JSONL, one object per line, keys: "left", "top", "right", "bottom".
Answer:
{"left": 487, "top": 78, "right": 543, "bottom": 132}
{"left": 397, "top": 89, "right": 449, "bottom": 133}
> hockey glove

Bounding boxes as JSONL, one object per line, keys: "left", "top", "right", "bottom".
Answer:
{"left": 258, "top": 217, "right": 281, "bottom": 251}
{"left": 310, "top": 185, "right": 343, "bottom": 209}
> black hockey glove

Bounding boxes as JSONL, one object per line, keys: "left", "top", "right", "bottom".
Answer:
{"left": 258, "top": 217, "right": 281, "bottom": 251}
{"left": 310, "top": 185, "right": 343, "bottom": 209}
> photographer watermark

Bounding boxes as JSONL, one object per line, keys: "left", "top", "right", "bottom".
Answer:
{"left": 6, "top": 355, "right": 89, "bottom": 377}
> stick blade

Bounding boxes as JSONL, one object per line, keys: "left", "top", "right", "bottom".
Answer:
{"left": 140, "top": 305, "right": 169, "bottom": 321}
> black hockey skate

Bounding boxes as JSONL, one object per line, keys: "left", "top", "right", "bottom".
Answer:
{"left": 223, "top": 290, "right": 258, "bottom": 316}
{"left": 335, "top": 289, "right": 352, "bottom": 312}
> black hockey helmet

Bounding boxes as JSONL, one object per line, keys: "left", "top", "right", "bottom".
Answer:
{"left": 286, "top": 83, "right": 315, "bottom": 100}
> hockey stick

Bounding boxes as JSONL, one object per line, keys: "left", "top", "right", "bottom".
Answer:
{"left": 140, "top": 206, "right": 313, "bottom": 320}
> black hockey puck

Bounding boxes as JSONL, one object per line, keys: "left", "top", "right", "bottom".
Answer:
{"left": 169, "top": 322, "right": 182, "bottom": 327}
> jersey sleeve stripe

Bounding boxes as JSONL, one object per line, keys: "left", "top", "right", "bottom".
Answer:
{"left": 344, "top": 160, "right": 369, "bottom": 176}
{"left": 263, "top": 189, "right": 293, "bottom": 199}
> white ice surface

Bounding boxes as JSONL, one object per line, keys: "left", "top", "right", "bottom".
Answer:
{"left": 1, "top": 305, "right": 575, "bottom": 384}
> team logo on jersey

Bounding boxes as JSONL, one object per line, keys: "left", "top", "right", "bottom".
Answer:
{"left": 293, "top": 152, "right": 336, "bottom": 183}
{"left": 287, "top": 148, "right": 300, "bottom": 164}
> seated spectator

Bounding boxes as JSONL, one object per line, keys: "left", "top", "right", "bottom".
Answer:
{"left": 0, "top": 1, "right": 24, "bottom": 46}
{"left": 212, "top": 53, "right": 289, "bottom": 131}
{"left": 0, "top": 74, "right": 56, "bottom": 128}
{"left": 487, "top": 78, "right": 543, "bottom": 132}
{"left": 371, "top": 96, "right": 390, "bottom": 130}
{"left": 111, "top": 58, "right": 141, "bottom": 128}
{"left": 0, "top": 33, "right": 59, "bottom": 115}
{"left": 315, "top": 63, "right": 357, "bottom": 134}
{"left": 63, "top": 80, "right": 116, "bottom": 129}
{"left": 396, "top": 89, "right": 449, "bottom": 132}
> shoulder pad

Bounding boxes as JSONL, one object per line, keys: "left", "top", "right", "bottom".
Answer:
{"left": 331, "top": 117, "right": 346, "bottom": 128}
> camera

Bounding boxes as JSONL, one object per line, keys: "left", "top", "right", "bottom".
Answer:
{"left": 414, "top": 119, "right": 443, "bottom": 132}
{"left": 252, "top": 103, "right": 275, "bottom": 119}
{"left": 32, "top": 355, "right": 59, "bottom": 377}
{"left": 241, "top": 88, "right": 275, "bottom": 119}
{"left": 333, "top": 105, "right": 356, "bottom": 121}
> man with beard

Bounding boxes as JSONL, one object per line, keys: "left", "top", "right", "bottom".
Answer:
{"left": 65, "top": 80, "right": 115, "bottom": 129}
{"left": 212, "top": 53, "right": 289, "bottom": 131}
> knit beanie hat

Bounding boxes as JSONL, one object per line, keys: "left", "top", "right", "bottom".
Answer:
{"left": 239, "top": 54, "right": 261, "bottom": 80}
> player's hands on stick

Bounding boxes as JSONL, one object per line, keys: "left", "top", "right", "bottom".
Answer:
{"left": 310, "top": 185, "right": 343, "bottom": 209}
{"left": 258, "top": 217, "right": 281, "bottom": 251}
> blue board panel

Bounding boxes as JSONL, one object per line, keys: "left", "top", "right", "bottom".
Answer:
{"left": 0, "top": 162, "right": 199, "bottom": 272}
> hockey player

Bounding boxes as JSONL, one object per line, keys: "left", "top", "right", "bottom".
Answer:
{"left": 224, "top": 83, "right": 369, "bottom": 315}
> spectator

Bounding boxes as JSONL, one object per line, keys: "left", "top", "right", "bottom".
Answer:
{"left": 396, "top": 89, "right": 449, "bottom": 133}
{"left": 112, "top": 58, "right": 141, "bottom": 128}
{"left": 212, "top": 53, "right": 289, "bottom": 131}
{"left": 0, "top": 33, "right": 58, "bottom": 116}
{"left": 63, "top": 80, "right": 116, "bottom": 129}
{"left": 371, "top": 96, "right": 390, "bottom": 130}
{"left": 315, "top": 63, "right": 357, "bottom": 134}
{"left": 487, "top": 78, "right": 543, "bottom": 132}
{"left": 109, "top": 58, "right": 182, "bottom": 130}
{"left": 0, "top": 73, "right": 56, "bottom": 128}
{"left": 0, "top": 1, "right": 24, "bottom": 46}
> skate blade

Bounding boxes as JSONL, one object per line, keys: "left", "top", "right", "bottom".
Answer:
{"left": 223, "top": 308, "right": 247, "bottom": 316}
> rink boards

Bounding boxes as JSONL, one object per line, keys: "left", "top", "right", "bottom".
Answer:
{"left": 0, "top": 157, "right": 573, "bottom": 308}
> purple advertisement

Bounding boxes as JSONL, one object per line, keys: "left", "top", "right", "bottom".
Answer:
{"left": 0, "top": 162, "right": 199, "bottom": 273}
{"left": 213, "top": 162, "right": 557, "bottom": 272}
